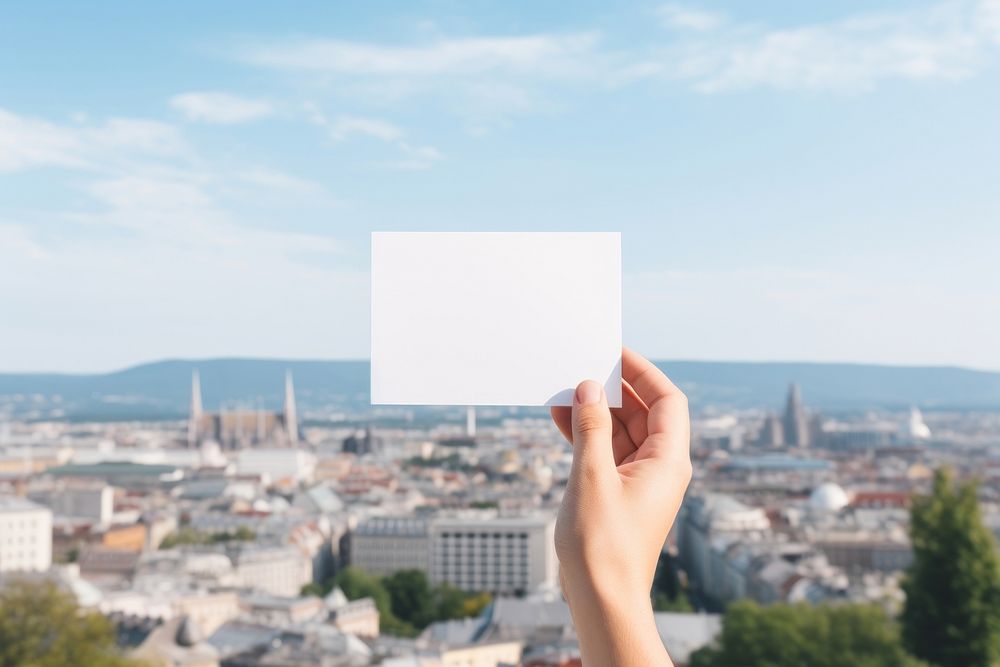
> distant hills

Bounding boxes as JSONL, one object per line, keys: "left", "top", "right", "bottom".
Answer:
{"left": 0, "top": 359, "right": 998, "bottom": 421}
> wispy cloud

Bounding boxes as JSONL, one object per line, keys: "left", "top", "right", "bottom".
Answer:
{"left": 0, "top": 107, "right": 340, "bottom": 264}
{"left": 657, "top": 4, "right": 725, "bottom": 32}
{"left": 330, "top": 115, "right": 405, "bottom": 142}
{"left": 237, "top": 166, "right": 323, "bottom": 193}
{"left": 661, "top": 0, "right": 1000, "bottom": 93}
{"left": 0, "top": 109, "right": 187, "bottom": 172}
{"left": 237, "top": 33, "right": 602, "bottom": 78}
{"left": 169, "top": 91, "right": 274, "bottom": 124}
{"left": 232, "top": 2, "right": 1000, "bottom": 99}
{"left": 308, "top": 109, "right": 443, "bottom": 170}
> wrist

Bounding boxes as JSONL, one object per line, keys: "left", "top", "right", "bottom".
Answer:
{"left": 561, "top": 568, "right": 670, "bottom": 666}
{"left": 560, "top": 557, "right": 653, "bottom": 612}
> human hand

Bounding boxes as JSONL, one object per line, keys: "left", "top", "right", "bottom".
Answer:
{"left": 551, "top": 347, "right": 691, "bottom": 666}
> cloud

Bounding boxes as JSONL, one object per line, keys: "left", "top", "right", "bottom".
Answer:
{"left": 310, "top": 111, "right": 443, "bottom": 169}
{"left": 231, "top": 2, "right": 1000, "bottom": 103}
{"left": 330, "top": 115, "right": 405, "bottom": 142}
{"left": 237, "top": 166, "right": 322, "bottom": 193}
{"left": 235, "top": 32, "right": 626, "bottom": 132}
{"left": 169, "top": 91, "right": 274, "bottom": 124}
{"left": 662, "top": 0, "right": 1000, "bottom": 93}
{"left": 0, "top": 109, "right": 187, "bottom": 172}
{"left": 237, "top": 33, "right": 602, "bottom": 78}
{"left": 657, "top": 4, "right": 725, "bottom": 31}
{"left": 0, "top": 107, "right": 340, "bottom": 263}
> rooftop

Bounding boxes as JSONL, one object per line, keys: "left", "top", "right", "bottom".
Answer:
{"left": 0, "top": 496, "right": 49, "bottom": 513}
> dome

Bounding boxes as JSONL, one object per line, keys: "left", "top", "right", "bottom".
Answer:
{"left": 809, "top": 482, "right": 849, "bottom": 512}
{"left": 324, "top": 586, "right": 349, "bottom": 610}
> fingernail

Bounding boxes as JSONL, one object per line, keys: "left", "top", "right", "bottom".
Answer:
{"left": 575, "top": 380, "right": 602, "bottom": 405}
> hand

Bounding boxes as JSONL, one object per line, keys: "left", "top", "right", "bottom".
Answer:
{"left": 551, "top": 347, "right": 691, "bottom": 666}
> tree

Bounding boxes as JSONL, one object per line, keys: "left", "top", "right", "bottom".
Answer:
{"left": 902, "top": 467, "right": 1000, "bottom": 667}
{"left": 382, "top": 570, "right": 434, "bottom": 629}
{"left": 689, "top": 600, "right": 926, "bottom": 667}
{"left": 0, "top": 579, "right": 146, "bottom": 667}
{"left": 332, "top": 567, "right": 494, "bottom": 637}
{"left": 335, "top": 567, "right": 416, "bottom": 637}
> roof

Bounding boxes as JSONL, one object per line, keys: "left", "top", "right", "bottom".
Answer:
{"left": 485, "top": 597, "right": 573, "bottom": 631}
{"left": 355, "top": 516, "right": 429, "bottom": 537}
{"left": 723, "top": 455, "right": 832, "bottom": 471}
{"left": 298, "top": 484, "right": 344, "bottom": 513}
{"left": 207, "top": 622, "right": 281, "bottom": 659}
{"left": 47, "top": 461, "right": 180, "bottom": 477}
{"left": 420, "top": 617, "right": 487, "bottom": 646}
{"left": 0, "top": 496, "right": 49, "bottom": 514}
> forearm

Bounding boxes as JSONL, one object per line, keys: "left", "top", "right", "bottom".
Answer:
{"left": 562, "top": 571, "right": 672, "bottom": 667}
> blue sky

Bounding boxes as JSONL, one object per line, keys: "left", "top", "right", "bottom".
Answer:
{"left": 2, "top": 0, "right": 999, "bottom": 372}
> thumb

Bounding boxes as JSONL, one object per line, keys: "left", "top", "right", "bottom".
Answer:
{"left": 569, "top": 380, "right": 615, "bottom": 483}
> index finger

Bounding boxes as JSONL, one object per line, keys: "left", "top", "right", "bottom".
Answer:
{"left": 622, "top": 347, "right": 688, "bottom": 438}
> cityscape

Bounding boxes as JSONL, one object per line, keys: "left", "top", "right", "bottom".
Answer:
{"left": 4, "top": 0, "right": 1000, "bottom": 665}
{"left": 2, "top": 361, "right": 999, "bottom": 666}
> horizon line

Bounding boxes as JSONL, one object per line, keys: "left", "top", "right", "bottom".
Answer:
{"left": 2, "top": 356, "right": 998, "bottom": 377}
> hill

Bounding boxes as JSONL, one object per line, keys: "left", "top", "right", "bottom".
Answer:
{"left": 0, "top": 359, "right": 997, "bottom": 421}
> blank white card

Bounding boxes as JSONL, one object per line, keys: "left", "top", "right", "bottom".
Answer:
{"left": 371, "top": 232, "right": 622, "bottom": 407}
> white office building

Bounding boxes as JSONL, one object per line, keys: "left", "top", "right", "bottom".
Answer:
{"left": 0, "top": 497, "right": 53, "bottom": 573}
{"left": 429, "top": 515, "right": 557, "bottom": 595}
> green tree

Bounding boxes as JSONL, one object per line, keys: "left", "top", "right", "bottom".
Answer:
{"left": 0, "top": 579, "right": 146, "bottom": 667}
{"left": 299, "top": 581, "right": 329, "bottom": 598}
{"left": 160, "top": 526, "right": 256, "bottom": 549}
{"left": 689, "top": 600, "right": 926, "bottom": 667}
{"left": 902, "top": 467, "right": 1000, "bottom": 667}
{"left": 383, "top": 570, "right": 435, "bottom": 629}
{"left": 335, "top": 567, "right": 416, "bottom": 637}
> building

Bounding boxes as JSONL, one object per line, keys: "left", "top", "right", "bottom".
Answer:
{"left": 325, "top": 587, "right": 380, "bottom": 638}
{"left": 187, "top": 370, "right": 299, "bottom": 450}
{"left": 677, "top": 494, "right": 770, "bottom": 604}
{"left": 0, "top": 497, "right": 52, "bottom": 573}
{"left": 757, "top": 413, "right": 784, "bottom": 448}
{"left": 228, "top": 545, "right": 312, "bottom": 597}
{"left": 341, "top": 425, "right": 382, "bottom": 456}
{"left": 30, "top": 483, "right": 114, "bottom": 524}
{"left": 234, "top": 449, "right": 315, "bottom": 486}
{"left": 429, "top": 515, "right": 558, "bottom": 595}
{"left": 782, "top": 383, "right": 810, "bottom": 448}
{"left": 350, "top": 516, "right": 430, "bottom": 576}
{"left": 239, "top": 593, "right": 325, "bottom": 627}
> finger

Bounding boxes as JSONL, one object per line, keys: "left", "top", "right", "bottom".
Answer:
{"left": 609, "top": 379, "right": 649, "bottom": 446}
{"left": 550, "top": 406, "right": 572, "bottom": 443}
{"left": 611, "top": 412, "right": 639, "bottom": 465}
{"left": 569, "top": 380, "right": 616, "bottom": 485}
{"left": 622, "top": 347, "right": 687, "bottom": 437}
{"left": 558, "top": 401, "right": 635, "bottom": 465}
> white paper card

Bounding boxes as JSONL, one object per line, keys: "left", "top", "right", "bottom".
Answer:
{"left": 371, "top": 232, "right": 621, "bottom": 407}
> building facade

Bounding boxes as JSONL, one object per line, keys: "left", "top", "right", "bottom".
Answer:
{"left": 429, "top": 515, "right": 557, "bottom": 595}
{"left": 350, "top": 516, "right": 430, "bottom": 576}
{"left": 0, "top": 497, "right": 53, "bottom": 573}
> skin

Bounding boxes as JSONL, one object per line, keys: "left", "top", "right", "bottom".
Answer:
{"left": 551, "top": 347, "right": 692, "bottom": 667}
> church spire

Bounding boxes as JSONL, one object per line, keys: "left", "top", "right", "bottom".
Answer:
{"left": 284, "top": 370, "right": 299, "bottom": 445}
{"left": 188, "top": 369, "right": 203, "bottom": 447}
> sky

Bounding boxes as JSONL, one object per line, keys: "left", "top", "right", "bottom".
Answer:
{"left": 1, "top": 0, "right": 999, "bottom": 373}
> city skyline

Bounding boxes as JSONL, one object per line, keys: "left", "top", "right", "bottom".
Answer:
{"left": 3, "top": 0, "right": 1000, "bottom": 372}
